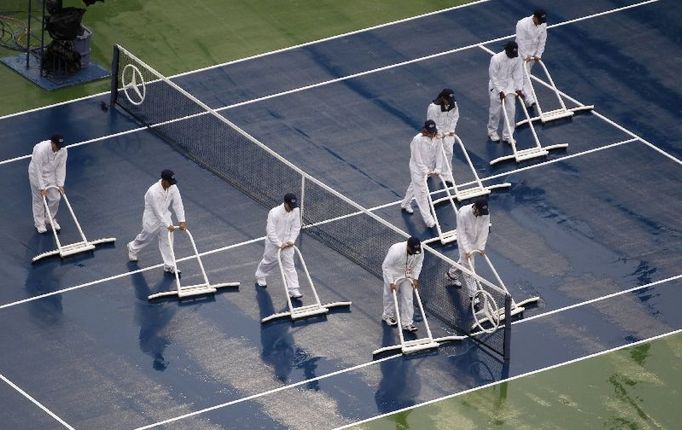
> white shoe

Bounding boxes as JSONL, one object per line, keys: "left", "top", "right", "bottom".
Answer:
{"left": 289, "top": 290, "right": 303, "bottom": 299}
{"left": 446, "top": 269, "right": 462, "bottom": 287}
{"left": 50, "top": 220, "right": 61, "bottom": 231}
{"left": 488, "top": 131, "right": 500, "bottom": 142}
{"left": 36, "top": 225, "right": 47, "bottom": 234}
{"left": 382, "top": 315, "right": 398, "bottom": 327}
{"left": 426, "top": 221, "right": 436, "bottom": 229}
{"left": 127, "top": 242, "right": 138, "bottom": 262}
{"left": 163, "top": 265, "right": 181, "bottom": 275}
{"left": 502, "top": 136, "right": 515, "bottom": 145}
{"left": 401, "top": 205, "right": 414, "bottom": 214}
{"left": 402, "top": 323, "right": 418, "bottom": 333}
{"left": 256, "top": 278, "right": 267, "bottom": 287}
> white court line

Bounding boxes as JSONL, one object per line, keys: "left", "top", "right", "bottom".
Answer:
{"left": 0, "top": 134, "right": 652, "bottom": 311}
{"left": 0, "top": 235, "right": 265, "bottom": 311}
{"left": 137, "top": 276, "right": 681, "bottom": 429}
{"left": 516, "top": 274, "right": 682, "bottom": 325}
{"left": 335, "top": 327, "right": 682, "bottom": 430}
{"left": 133, "top": 353, "right": 401, "bottom": 430}
{"left": 208, "top": 0, "right": 659, "bottom": 113}
{"left": 0, "top": 373, "right": 75, "bottom": 430}
{"left": 0, "top": 0, "right": 656, "bottom": 155}
{"left": 0, "top": 1, "right": 491, "bottom": 122}
{"left": 477, "top": 42, "right": 682, "bottom": 167}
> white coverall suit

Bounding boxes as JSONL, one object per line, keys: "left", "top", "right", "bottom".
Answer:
{"left": 401, "top": 133, "right": 442, "bottom": 228}
{"left": 255, "top": 203, "right": 302, "bottom": 295}
{"left": 487, "top": 51, "right": 524, "bottom": 142}
{"left": 128, "top": 180, "right": 186, "bottom": 268}
{"left": 427, "top": 102, "right": 460, "bottom": 177}
{"left": 448, "top": 204, "right": 490, "bottom": 298}
{"left": 382, "top": 241, "right": 424, "bottom": 327}
{"left": 515, "top": 15, "right": 547, "bottom": 107}
{"left": 28, "top": 140, "right": 67, "bottom": 230}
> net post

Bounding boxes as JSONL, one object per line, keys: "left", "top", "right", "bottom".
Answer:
{"left": 110, "top": 45, "right": 120, "bottom": 106}
{"left": 503, "top": 293, "right": 512, "bottom": 361}
{"left": 299, "top": 174, "right": 305, "bottom": 225}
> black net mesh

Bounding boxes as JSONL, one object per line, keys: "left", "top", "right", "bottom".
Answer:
{"left": 111, "top": 45, "right": 511, "bottom": 360}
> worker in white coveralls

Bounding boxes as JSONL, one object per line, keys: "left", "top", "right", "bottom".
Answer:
{"left": 400, "top": 120, "right": 442, "bottom": 228}
{"left": 516, "top": 9, "right": 548, "bottom": 109}
{"left": 487, "top": 41, "right": 524, "bottom": 144}
{"left": 127, "top": 169, "right": 187, "bottom": 275}
{"left": 427, "top": 88, "right": 460, "bottom": 183}
{"left": 255, "top": 193, "right": 303, "bottom": 299}
{"left": 447, "top": 197, "right": 490, "bottom": 301}
{"left": 28, "top": 134, "right": 67, "bottom": 233}
{"left": 382, "top": 236, "right": 424, "bottom": 333}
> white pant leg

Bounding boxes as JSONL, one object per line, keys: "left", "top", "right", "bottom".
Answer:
{"left": 401, "top": 182, "right": 415, "bottom": 208}
{"left": 523, "top": 61, "right": 535, "bottom": 105}
{"left": 382, "top": 276, "right": 397, "bottom": 318}
{"left": 130, "top": 223, "right": 163, "bottom": 258}
{"left": 158, "top": 227, "right": 175, "bottom": 267}
{"left": 45, "top": 188, "right": 61, "bottom": 224}
{"left": 280, "top": 247, "right": 300, "bottom": 293}
{"left": 457, "top": 251, "right": 477, "bottom": 298}
{"left": 255, "top": 242, "right": 279, "bottom": 281}
{"left": 29, "top": 181, "right": 61, "bottom": 228}
{"left": 501, "top": 93, "right": 516, "bottom": 141}
{"left": 410, "top": 173, "right": 435, "bottom": 227}
{"left": 487, "top": 88, "right": 502, "bottom": 135}
{"left": 438, "top": 136, "right": 455, "bottom": 179}
{"left": 30, "top": 180, "right": 46, "bottom": 228}
{"left": 397, "top": 279, "right": 415, "bottom": 326}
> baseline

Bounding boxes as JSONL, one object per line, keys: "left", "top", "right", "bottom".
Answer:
{"left": 0, "top": 373, "right": 75, "bottom": 430}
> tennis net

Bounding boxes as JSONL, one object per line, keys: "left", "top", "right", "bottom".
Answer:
{"left": 110, "top": 44, "right": 512, "bottom": 360}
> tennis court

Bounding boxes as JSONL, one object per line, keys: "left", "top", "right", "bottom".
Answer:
{"left": 0, "top": 0, "right": 680, "bottom": 429}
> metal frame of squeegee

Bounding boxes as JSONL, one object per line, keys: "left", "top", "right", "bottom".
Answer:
{"left": 489, "top": 94, "right": 569, "bottom": 166}
{"left": 261, "top": 244, "right": 351, "bottom": 323}
{"left": 32, "top": 185, "right": 116, "bottom": 262}
{"left": 466, "top": 250, "right": 540, "bottom": 332}
{"left": 147, "top": 227, "right": 240, "bottom": 299}
{"left": 423, "top": 137, "right": 511, "bottom": 245}
{"left": 372, "top": 276, "right": 455, "bottom": 356}
{"left": 516, "top": 58, "right": 593, "bottom": 127}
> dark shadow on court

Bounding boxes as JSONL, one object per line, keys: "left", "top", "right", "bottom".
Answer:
{"left": 130, "top": 262, "right": 176, "bottom": 371}
{"left": 257, "top": 286, "right": 321, "bottom": 387}
{"left": 374, "top": 342, "right": 431, "bottom": 430}
{"left": 24, "top": 234, "right": 63, "bottom": 324}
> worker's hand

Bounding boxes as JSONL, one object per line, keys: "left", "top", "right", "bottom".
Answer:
{"left": 534, "top": 56, "right": 541, "bottom": 62}
{"left": 58, "top": 186, "right": 65, "bottom": 195}
{"left": 516, "top": 90, "right": 525, "bottom": 99}
{"left": 524, "top": 56, "right": 532, "bottom": 62}
{"left": 40, "top": 189, "right": 48, "bottom": 197}
{"left": 167, "top": 225, "right": 175, "bottom": 232}
{"left": 389, "top": 283, "right": 397, "bottom": 292}
{"left": 480, "top": 249, "right": 486, "bottom": 256}
{"left": 412, "top": 280, "right": 420, "bottom": 290}
{"left": 281, "top": 241, "right": 293, "bottom": 249}
{"left": 465, "top": 251, "right": 471, "bottom": 260}
{"left": 499, "top": 91, "right": 505, "bottom": 101}
{"left": 178, "top": 222, "right": 187, "bottom": 231}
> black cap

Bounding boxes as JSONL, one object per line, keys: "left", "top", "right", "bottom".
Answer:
{"left": 284, "top": 192, "right": 298, "bottom": 208}
{"left": 436, "top": 88, "right": 455, "bottom": 103}
{"left": 423, "top": 119, "right": 438, "bottom": 134}
{"left": 407, "top": 236, "right": 422, "bottom": 254}
{"left": 50, "top": 133, "right": 65, "bottom": 148}
{"left": 504, "top": 41, "right": 519, "bottom": 58}
{"left": 473, "top": 197, "right": 489, "bottom": 215}
{"left": 533, "top": 9, "right": 547, "bottom": 24}
{"left": 161, "top": 169, "right": 177, "bottom": 185}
